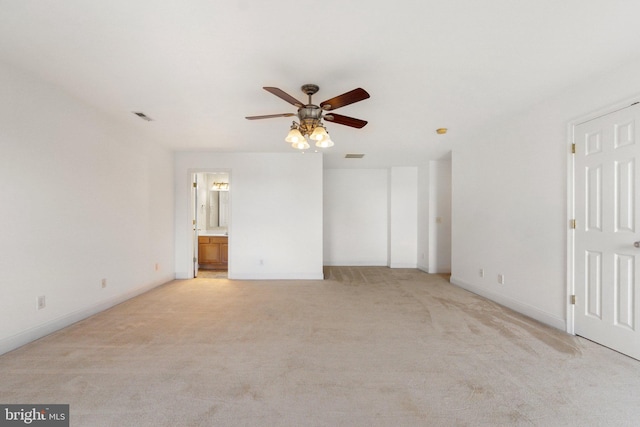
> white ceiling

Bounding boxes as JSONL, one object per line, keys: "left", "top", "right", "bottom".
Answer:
{"left": 1, "top": 0, "right": 640, "bottom": 168}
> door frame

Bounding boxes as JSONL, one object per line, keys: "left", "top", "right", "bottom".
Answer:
{"left": 188, "top": 168, "right": 232, "bottom": 279}
{"left": 566, "top": 94, "right": 640, "bottom": 335}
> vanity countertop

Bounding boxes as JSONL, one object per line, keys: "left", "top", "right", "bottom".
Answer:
{"left": 198, "top": 231, "right": 228, "bottom": 237}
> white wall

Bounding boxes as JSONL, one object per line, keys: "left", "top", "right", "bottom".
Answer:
{"left": 417, "top": 165, "right": 430, "bottom": 272}
{"left": 389, "top": 167, "right": 418, "bottom": 268}
{"left": 450, "top": 57, "right": 640, "bottom": 331}
{"left": 429, "top": 160, "right": 452, "bottom": 273}
{"left": 0, "top": 62, "right": 174, "bottom": 355}
{"left": 174, "top": 152, "right": 324, "bottom": 280}
{"left": 322, "top": 167, "right": 424, "bottom": 269}
{"left": 417, "top": 161, "right": 452, "bottom": 273}
{"left": 323, "top": 169, "right": 388, "bottom": 266}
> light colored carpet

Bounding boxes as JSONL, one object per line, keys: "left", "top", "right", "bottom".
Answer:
{"left": 197, "top": 269, "right": 228, "bottom": 279}
{"left": 1, "top": 267, "right": 639, "bottom": 426}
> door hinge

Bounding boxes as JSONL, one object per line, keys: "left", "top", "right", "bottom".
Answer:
{"left": 193, "top": 257, "right": 197, "bottom": 262}
{"left": 571, "top": 143, "right": 576, "bottom": 154}
{"left": 570, "top": 219, "right": 576, "bottom": 229}
{"left": 193, "top": 182, "right": 197, "bottom": 188}
{"left": 570, "top": 295, "right": 576, "bottom": 305}
{"left": 193, "top": 219, "right": 196, "bottom": 225}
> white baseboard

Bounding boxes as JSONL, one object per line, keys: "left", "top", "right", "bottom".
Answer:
{"left": 323, "top": 261, "right": 388, "bottom": 267}
{"left": 389, "top": 263, "right": 418, "bottom": 269}
{"left": 0, "top": 277, "right": 172, "bottom": 356}
{"left": 417, "top": 264, "right": 451, "bottom": 274}
{"left": 450, "top": 276, "right": 566, "bottom": 331}
{"left": 178, "top": 270, "right": 326, "bottom": 280}
{"left": 230, "top": 272, "right": 325, "bottom": 280}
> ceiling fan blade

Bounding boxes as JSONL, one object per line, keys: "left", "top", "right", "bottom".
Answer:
{"left": 245, "top": 113, "right": 296, "bottom": 120}
{"left": 324, "top": 113, "right": 368, "bottom": 129}
{"left": 263, "top": 87, "right": 306, "bottom": 108}
{"left": 320, "top": 88, "right": 370, "bottom": 111}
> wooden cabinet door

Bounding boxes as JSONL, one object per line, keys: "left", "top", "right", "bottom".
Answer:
{"left": 198, "top": 236, "right": 228, "bottom": 269}
{"left": 199, "top": 242, "right": 221, "bottom": 263}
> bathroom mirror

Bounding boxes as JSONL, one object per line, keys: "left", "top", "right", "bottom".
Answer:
{"left": 196, "top": 172, "right": 229, "bottom": 234}
{"left": 208, "top": 190, "right": 229, "bottom": 228}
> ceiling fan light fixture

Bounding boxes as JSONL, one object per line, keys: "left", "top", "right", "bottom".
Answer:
{"left": 285, "top": 124, "right": 306, "bottom": 144}
{"left": 246, "top": 84, "right": 370, "bottom": 151}
{"left": 310, "top": 125, "right": 328, "bottom": 141}
{"left": 315, "top": 136, "right": 334, "bottom": 148}
{"left": 291, "top": 139, "right": 310, "bottom": 150}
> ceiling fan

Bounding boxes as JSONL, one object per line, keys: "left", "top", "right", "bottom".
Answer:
{"left": 245, "top": 84, "right": 370, "bottom": 149}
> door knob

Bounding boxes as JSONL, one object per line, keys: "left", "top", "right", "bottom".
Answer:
{"left": 634, "top": 241, "right": 640, "bottom": 248}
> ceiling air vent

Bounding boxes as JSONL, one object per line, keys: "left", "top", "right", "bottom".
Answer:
{"left": 133, "top": 111, "right": 153, "bottom": 121}
{"left": 345, "top": 153, "right": 365, "bottom": 159}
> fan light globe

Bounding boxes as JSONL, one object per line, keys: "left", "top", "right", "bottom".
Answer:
{"left": 291, "top": 140, "right": 310, "bottom": 150}
{"left": 315, "top": 135, "right": 334, "bottom": 148}
{"left": 285, "top": 128, "right": 305, "bottom": 144}
{"left": 310, "top": 125, "right": 328, "bottom": 141}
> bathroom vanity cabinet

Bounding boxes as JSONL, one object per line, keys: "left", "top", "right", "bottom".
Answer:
{"left": 198, "top": 236, "right": 228, "bottom": 270}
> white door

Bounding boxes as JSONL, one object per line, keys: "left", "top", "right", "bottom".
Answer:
{"left": 574, "top": 102, "right": 640, "bottom": 360}
{"left": 192, "top": 174, "right": 199, "bottom": 278}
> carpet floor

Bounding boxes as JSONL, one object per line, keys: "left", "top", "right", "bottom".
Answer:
{"left": 1, "top": 267, "right": 639, "bottom": 426}
{"left": 197, "top": 269, "right": 228, "bottom": 279}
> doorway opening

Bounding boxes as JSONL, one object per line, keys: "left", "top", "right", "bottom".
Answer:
{"left": 192, "top": 171, "right": 230, "bottom": 279}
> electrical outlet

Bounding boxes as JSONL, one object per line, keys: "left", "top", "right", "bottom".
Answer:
{"left": 101, "top": 278, "right": 107, "bottom": 288}
{"left": 498, "top": 274, "right": 505, "bottom": 285}
{"left": 37, "top": 295, "right": 46, "bottom": 310}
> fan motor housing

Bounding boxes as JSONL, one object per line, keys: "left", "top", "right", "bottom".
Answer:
{"left": 298, "top": 105, "right": 322, "bottom": 132}
{"left": 298, "top": 105, "right": 322, "bottom": 120}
